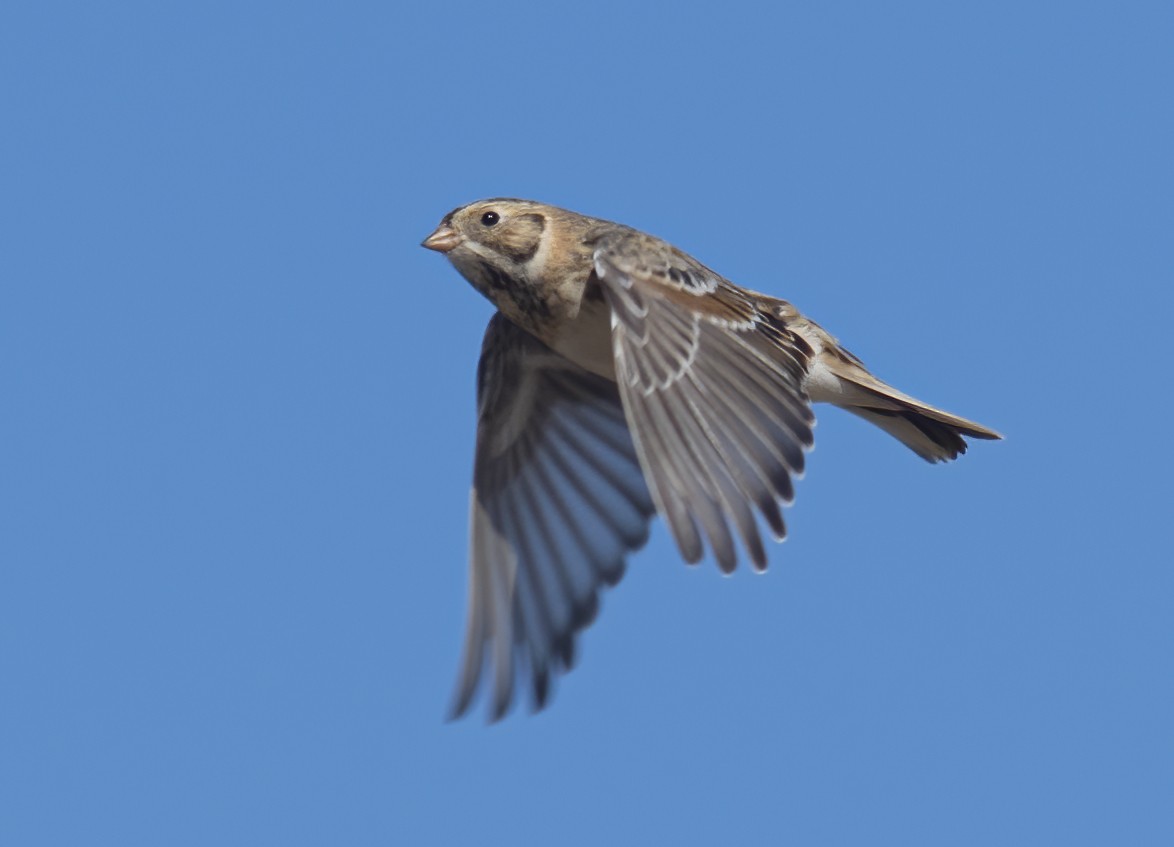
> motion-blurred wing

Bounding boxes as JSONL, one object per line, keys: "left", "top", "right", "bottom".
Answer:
{"left": 452, "top": 314, "right": 655, "bottom": 720}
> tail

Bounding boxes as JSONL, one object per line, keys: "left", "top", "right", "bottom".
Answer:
{"left": 830, "top": 370, "right": 1002, "bottom": 464}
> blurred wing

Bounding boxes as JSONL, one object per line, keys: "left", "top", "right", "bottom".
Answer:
{"left": 451, "top": 314, "right": 655, "bottom": 721}
{"left": 593, "top": 231, "right": 816, "bottom": 573}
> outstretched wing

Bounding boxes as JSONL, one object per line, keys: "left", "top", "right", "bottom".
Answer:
{"left": 453, "top": 314, "right": 656, "bottom": 721}
{"left": 592, "top": 231, "right": 816, "bottom": 573}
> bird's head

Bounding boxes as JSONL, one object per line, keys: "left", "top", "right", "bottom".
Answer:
{"left": 423, "top": 198, "right": 550, "bottom": 289}
{"left": 423, "top": 198, "right": 613, "bottom": 334}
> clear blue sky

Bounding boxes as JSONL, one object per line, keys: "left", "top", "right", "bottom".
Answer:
{"left": 3, "top": 2, "right": 1171, "bottom": 844}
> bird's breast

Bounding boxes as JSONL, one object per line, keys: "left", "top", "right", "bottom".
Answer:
{"left": 544, "top": 295, "right": 617, "bottom": 381}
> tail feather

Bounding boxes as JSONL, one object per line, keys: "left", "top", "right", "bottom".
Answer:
{"left": 831, "top": 373, "right": 1001, "bottom": 464}
{"left": 845, "top": 405, "right": 988, "bottom": 463}
{"left": 787, "top": 313, "right": 1001, "bottom": 463}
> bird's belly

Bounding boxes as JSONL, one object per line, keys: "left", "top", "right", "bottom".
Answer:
{"left": 804, "top": 357, "right": 850, "bottom": 405}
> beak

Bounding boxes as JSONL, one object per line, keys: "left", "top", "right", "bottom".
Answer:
{"left": 421, "top": 224, "right": 463, "bottom": 253}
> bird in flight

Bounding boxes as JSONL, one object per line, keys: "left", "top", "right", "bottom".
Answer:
{"left": 422, "top": 198, "right": 1000, "bottom": 721}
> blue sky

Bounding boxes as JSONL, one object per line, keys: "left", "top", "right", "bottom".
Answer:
{"left": 3, "top": 1, "right": 1172, "bottom": 844}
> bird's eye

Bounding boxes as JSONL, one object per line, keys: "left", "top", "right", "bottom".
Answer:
{"left": 480, "top": 211, "right": 500, "bottom": 227}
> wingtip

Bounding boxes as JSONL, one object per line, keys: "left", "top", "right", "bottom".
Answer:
{"left": 445, "top": 695, "right": 472, "bottom": 724}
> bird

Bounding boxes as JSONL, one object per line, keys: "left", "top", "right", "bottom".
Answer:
{"left": 422, "top": 198, "right": 1001, "bottom": 721}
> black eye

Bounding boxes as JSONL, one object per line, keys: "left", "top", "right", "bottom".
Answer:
{"left": 480, "top": 211, "right": 500, "bottom": 227}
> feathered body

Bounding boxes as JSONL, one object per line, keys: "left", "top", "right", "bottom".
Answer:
{"left": 423, "top": 198, "right": 1000, "bottom": 720}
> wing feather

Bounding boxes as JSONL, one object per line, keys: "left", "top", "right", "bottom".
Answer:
{"left": 450, "top": 314, "right": 655, "bottom": 721}
{"left": 592, "top": 231, "right": 817, "bottom": 573}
